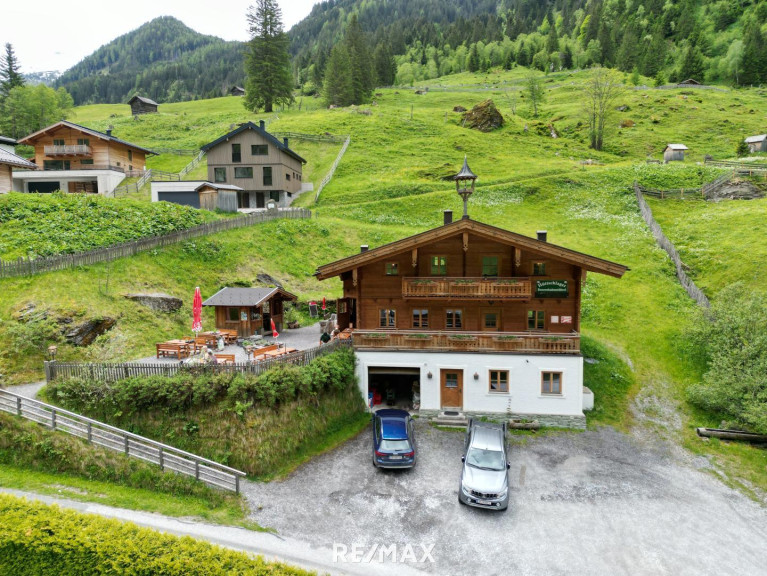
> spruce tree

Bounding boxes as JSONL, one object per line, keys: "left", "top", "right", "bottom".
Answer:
{"left": 323, "top": 44, "right": 354, "bottom": 107}
{"left": 740, "top": 20, "right": 765, "bottom": 86}
{"left": 467, "top": 44, "right": 481, "bottom": 72}
{"left": 0, "top": 43, "right": 24, "bottom": 100}
{"left": 641, "top": 23, "right": 667, "bottom": 77}
{"left": 373, "top": 43, "right": 397, "bottom": 87}
{"left": 345, "top": 14, "right": 374, "bottom": 103}
{"left": 243, "top": 0, "right": 294, "bottom": 113}
{"left": 679, "top": 44, "right": 705, "bottom": 82}
{"left": 545, "top": 14, "right": 559, "bottom": 55}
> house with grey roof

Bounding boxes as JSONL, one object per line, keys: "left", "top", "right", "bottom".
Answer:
{"left": 745, "top": 134, "right": 767, "bottom": 153}
{"left": 0, "top": 144, "right": 37, "bottom": 193}
{"left": 203, "top": 286, "right": 297, "bottom": 337}
{"left": 128, "top": 95, "right": 159, "bottom": 115}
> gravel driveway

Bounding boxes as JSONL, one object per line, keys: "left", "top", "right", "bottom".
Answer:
{"left": 243, "top": 421, "right": 767, "bottom": 576}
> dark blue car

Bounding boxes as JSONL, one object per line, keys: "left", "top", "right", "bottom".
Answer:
{"left": 372, "top": 409, "right": 416, "bottom": 469}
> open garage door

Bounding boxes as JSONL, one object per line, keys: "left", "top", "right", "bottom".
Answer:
{"left": 368, "top": 367, "right": 421, "bottom": 411}
{"left": 28, "top": 181, "right": 61, "bottom": 193}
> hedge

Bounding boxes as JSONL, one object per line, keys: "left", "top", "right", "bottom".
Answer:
{"left": 0, "top": 494, "right": 313, "bottom": 575}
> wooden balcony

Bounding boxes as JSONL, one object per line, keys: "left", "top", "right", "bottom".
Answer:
{"left": 44, "top": 144, "right": 92, "bottom": 156}
{"left": 353, "top": 330, "right": 580, "bottom": 354}
{"left": 402, "top": 277, "right": 532, "bottom": 300}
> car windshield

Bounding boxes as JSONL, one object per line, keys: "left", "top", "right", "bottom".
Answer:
{"left": 466, "top": 447, "right": 505, "bottom": 471}
{"left": 380, "top": 439, "right": 411, "bottom": 451}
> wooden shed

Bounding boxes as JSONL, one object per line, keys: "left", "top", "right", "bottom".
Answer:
{"left": 745, "top": 135, "right": 767, "bottom": 153}
{"left": 677, "top": 78, "right": 701, "bottom": 87}
{"left": 230, "top": 86, "right": 246, "bottom": 97}
{"left": 203, "top": 287, "right": 297, "bottom": 337}
{"left": 128, "top": 96, "right": 158, "bottom": 115}
{"left": 195, "top": 182, "right": 239, "bottom": 212}
{"left": 663, "top": 144, "right": 689, "bottom": 163}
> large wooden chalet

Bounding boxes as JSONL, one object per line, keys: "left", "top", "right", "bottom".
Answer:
{"left": 316, "top": 160, "right": 628, "bottom": 428}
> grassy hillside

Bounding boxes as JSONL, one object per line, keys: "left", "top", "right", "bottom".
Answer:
{"left": 1, "top": 68, "right": 765, "bottom": 495}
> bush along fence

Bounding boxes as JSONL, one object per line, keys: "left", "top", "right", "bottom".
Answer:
{"left": 636, "top": 171, "right": 734, "bottom": 199}
{"left": 44, "top": 338, "right": 351, "bottom": 385}
{"left": 634, "top": 183, "right": 710, "bottom": 308}
{"left": 0, "top": 388, "right": 246, "bottom": 493}
{"left": 0, "top": 208, "right": 310, "bottom": 279}
{"left": 315, "top": 136, "right": 351, "bottom": 202}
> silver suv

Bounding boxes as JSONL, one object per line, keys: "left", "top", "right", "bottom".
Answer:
{"left": 458, "top": 419, "right": 510, "bottom": 511}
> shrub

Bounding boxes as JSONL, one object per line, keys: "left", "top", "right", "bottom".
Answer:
{"left": 0, "top": 494, "right": 311, "bottom": 576}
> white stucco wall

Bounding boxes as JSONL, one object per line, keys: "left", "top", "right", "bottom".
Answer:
{"left": 12, "top": 170, "right": 126, "bottom": 195}
{"left": 355, "top": 350, "right": 584, "bottom": 417}
{"left": 151, "top": 181, "right": 207, "bottom": 202}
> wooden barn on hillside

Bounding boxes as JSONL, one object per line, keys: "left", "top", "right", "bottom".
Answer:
{"left": 663, "top": 144, "right": 688, "bottom": 163}
{"left": 230, "top": 86, "right": 246, "bottom": 97}
{"left": 128, "top": 96, "right": 158, "bottom": 115}
{"left": 745, "top": 135, "right": 767, "bottom": 153}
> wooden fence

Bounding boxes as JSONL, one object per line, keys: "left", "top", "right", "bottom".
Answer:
{"left": 112, "top": 168, "right": 180, "bottom": 198}
{"left": 0, "top": 388, "right": 246, "bottom": 493}
{"left": 315, "top": 136, "right": 351, "bottom": 202}
{"left": 704, "top": 159, "right": 767, "bottom": 173}
{"left": 44, "top": 338, "right": 351, "bottom": 384}
{"left": 634, "top": 183, "right": 710, "bottom": 308}
{"left": 272, "top": 131, "right": 348, "bottom": 144}
{"left": 0, "top": 208, "right": 311, "bottom": 279}
{"left": 637, "top": 171, "right": 734, "bottom": 199}
{"left": 179, "top": 150, "right": 206, "bottom": 179}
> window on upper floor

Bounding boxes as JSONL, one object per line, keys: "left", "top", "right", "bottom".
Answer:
{"left": 532, "top": 261, "right": 546, "bottom": 276}
{"left": 53, "top": 139, "right": 65, "bottom": 146}
{"left": 251, "top": 144, "right": 268, "bottom": 155}
{"left": 263, "top": 166, "right": 273, "bottom": 186}
{"left": 431, "top": 255, "right": 447, "bottom": 276}
{"left": 77, "top": 138, "right": 90, "bottom": 146}
{"left": 234, "top": 167, "right": 253, "bottom": 179}
{"left": 379, "top": 309, "right": 396, "bottom": 328}
{"left": 528, "top": 310, "right": 545, "bottom": 330}
{"left": 542, "top": 372, "right": 562, "bottom": 395}
{"left": 286, "top": 173, "right": 291, "bottom": 181}
{"left": 482, "top": 256, "right": 499, "bottom": 277}
{"left": 385, "top": 262, "right": 398, "bottom": 275}
{"left": 412, "top": 309, "right": 429, "bottom": 328}
{"left": 232, "top": 143, "right": 241, "bottom": 162}
{"left": 128, "top": 150, "right": 133, "bottom": 161}
{"left": 446, "top": 309, "right": 462, "bottom": 329}
{"left": 214, "top": 167, "right": 226, "bottom": 183}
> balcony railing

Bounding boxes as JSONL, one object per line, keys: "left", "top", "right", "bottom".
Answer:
{"left": 44, "top": 145, "right": 92, "bottom": 156}
{"left": 39, "top": 164, "right": 125, "bottom": 173}
{"left": 402, "top": 277, "right": 532, "bottom": 300}
{"left": 353, "top": 330, "right": 580, "bottom": 354}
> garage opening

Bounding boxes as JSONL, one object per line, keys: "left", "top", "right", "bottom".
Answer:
{"left": 368, "top": 367, "right": 421, "bottom": 411}
{"left": 28, "top": 181, "right": 61, "bottom": 193}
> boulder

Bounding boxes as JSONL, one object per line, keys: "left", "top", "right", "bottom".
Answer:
{"left": 256, "top": 273, "right": 283, "bottom": 288}
{"left": 705, "top": 180, "right": 765, "bottom": 202}
{"left": 64, "top": 317, "right": 116, "bottom": 347}
{"left": 453, "top": 105, "right": 467, "bottom": 112}
{"left": 124, "top": 293, "right": 183, "bottom": 313}
{"left": 462, "top": 99, "right": 504, "bottom": 132}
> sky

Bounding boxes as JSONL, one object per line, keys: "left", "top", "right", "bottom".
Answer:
{"left": 0, "top": 0, "right": 318, "bottom": 73}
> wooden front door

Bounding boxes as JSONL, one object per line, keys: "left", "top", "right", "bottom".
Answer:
{"left": 440, "top": 370, "right": 463, "bottom": 410}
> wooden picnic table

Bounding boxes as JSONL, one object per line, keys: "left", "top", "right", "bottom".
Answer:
{"left": 156, "top": 340, "right": 192, "bottom": 359}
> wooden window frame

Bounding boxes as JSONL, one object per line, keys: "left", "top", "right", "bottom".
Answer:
{"left": 541, "top": 371, "right": 563, "bottom": 395}
{"left": 231, "top": 143, "right": 242, "bottom": 163}
{"left": 226, "top": 307, "right": 240, "bottom": 323}
{"left": 532, "top": 261, "right": 547, "bottom": 276}
{"left": 53, "top": 139, "right": 65, "bottom": 146}
{"left": 489, "top": 370, "right": 509, "bottom": 393}
{"left": 446, "top": 309, "right": 463, "bottom": 330}
{"left": 80, "top": 159, "right": 94, "bottom": 165}
{"left": 127, "top": 149, "right": 133, "bottom": 161}
{"left": 77, "top": 138, "right": 90, "bottom": 146}
{"left": 430, "top": 255, "right": 447, "bottom": 276}
{"left": 483, "top": 310, "right": 500, "bottom": 330}
{"left": 385, "top": 262, "right": 399, "bottom": 275}
{"left": 412, "top": 308, "right": 429, "bottom": 328}
{"left": 379, "top": 308, "right": 396, "bottom": 328}
{"left": 482, "top": 256, "right": 499, "bottom": 277}
{"left": 263, "top": 166, "right": 273, "bottom": 186}
{"left": 234, "top": 166, "right": 253, "bottom": 179}
{"left": 527, "top": 310, "right": 545, "bottom": 330}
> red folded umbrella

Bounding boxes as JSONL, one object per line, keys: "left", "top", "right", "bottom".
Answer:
{"left": 271, "top": 318, "right": 279, "bottom": 338}
{"left": 192, "top": 287, "right": 203, "bottom": 334}
{"left": 322, "top": 296, "right": 326, "bottom": 310}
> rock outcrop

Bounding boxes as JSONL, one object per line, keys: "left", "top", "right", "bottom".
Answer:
{"left": 124, "top": 293, "right": 183, "bottom": 313}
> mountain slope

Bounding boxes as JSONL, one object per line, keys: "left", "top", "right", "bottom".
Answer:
{"left": 56, "top": 16, "right": 245, "bottom": 105}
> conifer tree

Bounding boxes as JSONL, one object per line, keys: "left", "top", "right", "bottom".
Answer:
{"left": 545, "top": 14, "right": 559, "bottom": 55}
{"left": 678, "top": 44, "right": 705, "bottom": 82}
{"left": 373, "top": 43, "right": 397, "bottom": 87}
{"left": 467, "top": 44, "right": 481, "bottom": 72}
{"left": 243, "top": 0, "right": 294, "bottom": 113}
{"left": 740, "top": 20, "right": 765, "bottom": 86}
{"left": 323, "top": 44, "right": 354, "bottom": 107}
{"left": 0, "top": 43, "right": 25, "bottom": 100}
{"left": 345, "top": 14, "right": 374, "bottom": 103}
{"left": 641, "top": 22, "right": 667, "bottom": 77}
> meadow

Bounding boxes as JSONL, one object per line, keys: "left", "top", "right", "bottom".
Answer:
{"left": 2, "top": 67, "right": 765, "bottom": 496}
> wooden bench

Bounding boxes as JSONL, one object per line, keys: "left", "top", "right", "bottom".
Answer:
{"left": 156, "top": 341, "right": 190, "bottom": 359}
{"left": 214, "top": 354, "right": 235, "bottom": 365}
{"left": 250, "top": 344, "right": 280, "bottom": 361}
{"left": 218, "top": 329, "right": 238, "bottom": 345}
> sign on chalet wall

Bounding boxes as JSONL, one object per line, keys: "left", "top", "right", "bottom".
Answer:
{"left": 535, "top": 280, "right": 569, "bottom": 298}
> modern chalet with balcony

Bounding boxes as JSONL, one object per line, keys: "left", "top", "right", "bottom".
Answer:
{"left": 315, "top": 160, "right": 628, "bottom": 428}
{"left": 12, "top": 121, "right": 155, "bottom": 195}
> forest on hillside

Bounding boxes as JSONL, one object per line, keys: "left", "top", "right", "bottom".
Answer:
{"left": 55, "top": 16, "right": 245, "bottom": 105}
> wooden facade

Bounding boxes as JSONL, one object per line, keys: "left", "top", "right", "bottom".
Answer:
{"left": 202, "top": 121, "right": 306, "bottom": 208}
{"left": 663, "top": 144, "right": 688, "bottom": 163}
{"left": 128, "top": 96, "right": 158, "bottom": 115}
{"left": 230, "top": 86, "right": 246, "bottom": 96}
{"left": 745, "top": 135, "right": 767, "bottom": 153}
{"left": 0, "top": 147, "right": 38, "bottom": 193}
{"left": 317, "top": 217, "right": 627, "bottom": 355}
{"left": 203, "top": 287, "right": 297, "bottom": 338}
{"left": 19, "top": 121, "right": 153, "bottom": 174}
{"left": 0, "top": 164, "right": 11, "bottom": 193}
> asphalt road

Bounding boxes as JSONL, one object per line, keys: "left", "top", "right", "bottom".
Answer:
{"left": 243, "top": 422, "right": 767, "bottom": 576}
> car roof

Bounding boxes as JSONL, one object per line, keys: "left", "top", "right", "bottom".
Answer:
{"left": 470, "top": 426, "right": 505, "bottom": 451}
{"left": 375, "top": 410, "right": 410, "bottom": 440}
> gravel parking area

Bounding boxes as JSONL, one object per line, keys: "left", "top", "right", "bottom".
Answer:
{"left": 243, "top": 421, "right": 767, "bottom": 576}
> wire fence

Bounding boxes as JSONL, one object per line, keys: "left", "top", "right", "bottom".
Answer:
{"left": 636, "top": 171, "right": 734, "bottom": 199}
{"left": 315, "top": 136, "right": 351, "bottom": 202}
{"left": 0, "top": 388, "right": 246, "bottom": 493}
{"left": 0, "top": 208, "right": 311, "bottom": 279}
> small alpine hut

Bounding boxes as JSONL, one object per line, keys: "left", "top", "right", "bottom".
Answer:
{"left": 202, "top": 287, "right": 297, "bottom": 338}
{"left": 745, "top": 135, "right": 767, "bottom": 153}
{"left": 677, "top": 78, "right": 701, "bottom": 87}
{"left": 128, "top": 96, "right": 158, "bottom": 115}
{"left": 663, "top": 144, "right": 689, "bottom": 163}
{"left": 230, "top": 86, "right": 246, "bottom": 97}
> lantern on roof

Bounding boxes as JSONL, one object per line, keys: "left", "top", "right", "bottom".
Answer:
{"left": 454, "top": 156, "right": 477, "bottom": 219}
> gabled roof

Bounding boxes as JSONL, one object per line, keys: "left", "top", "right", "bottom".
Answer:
{"left": 128, "top": 95, "right": 158, "bottom": 106}
{"left": 200, "top": 121, "right": 306, "bottom": 164}
{"left": 202, "top": 286, "right": 297, "bottom": 307}
{"left": 0, "top": 148, "right": 37, "bottom": 169}
{"left": 195, "top": 182, "right": 243, "bottom": 192}
{"left": 315, "top": 218, "right": 628, "bottom": 280}
{"left": 678, "top": 78, "right": 701, "bottom": 85}
{"left": 664, "top": 144, "right": 689, "bottom": 151}
{"left": 745, "top": 135, "right": 767, "bottom": 143}
{"left": 19, "top": 120, "right": 156, "bottom": 156}
{"left": 0, "top": 135, "right": 17, "bottom": 146}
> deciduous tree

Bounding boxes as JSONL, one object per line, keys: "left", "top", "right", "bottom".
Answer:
{"left": 524, "top": 73, "right": 545, "bottom": 117}
{"left": 582, "top": 66, "right": 624, "bottom": 151}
